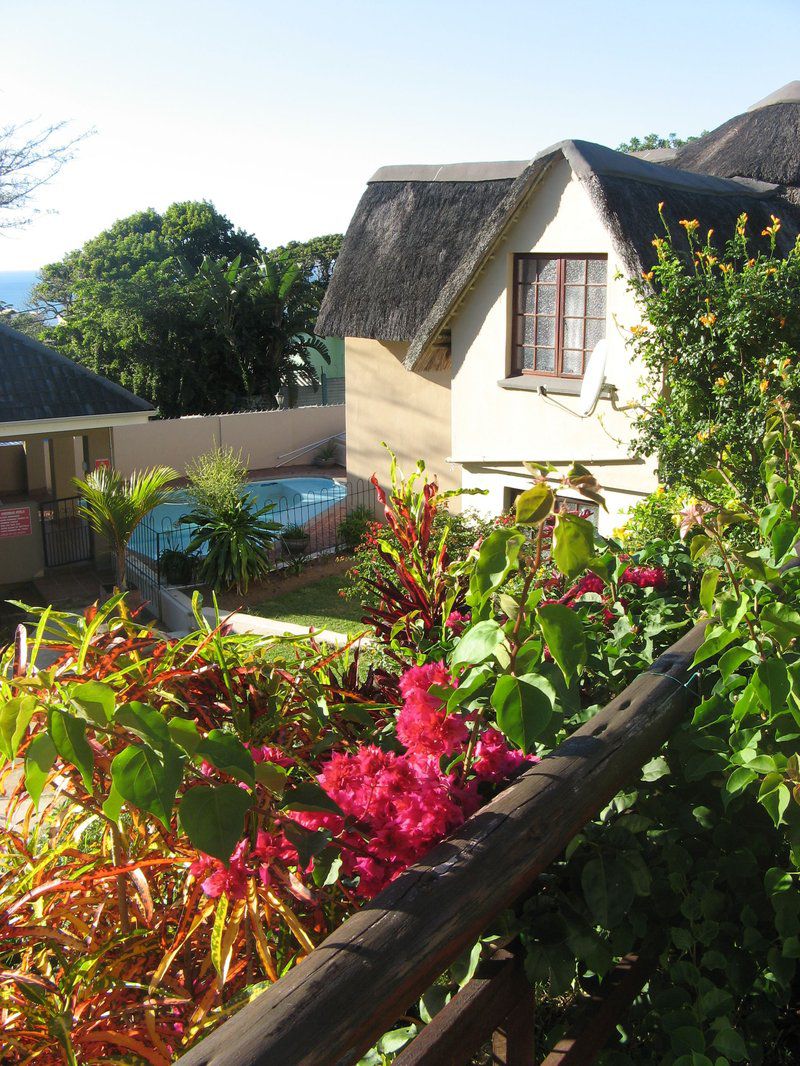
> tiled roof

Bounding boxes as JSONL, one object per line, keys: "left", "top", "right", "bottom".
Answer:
{"left": 0, "top": 320, "right": 154, "bottom": 425}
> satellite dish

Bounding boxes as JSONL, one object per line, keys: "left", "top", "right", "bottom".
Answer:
{"left": 579, "top": 339, "right": 608, "bottom": 417}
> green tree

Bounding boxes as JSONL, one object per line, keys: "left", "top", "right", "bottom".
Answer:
{"left": 35, "top": 206, "right": 335, "bottom": 415}
{"left": 33, "top": 202, "right": 262, "bottom": 416}
{"left": 264, "top": 233, "right": 342, "bottom": 299}
{"left": 616, "top": 131, "right": 705, "bottom": 153}
{"left": 74, "top": 466, "right": 177, "bottom": 588}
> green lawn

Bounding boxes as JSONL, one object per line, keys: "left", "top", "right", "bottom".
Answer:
{"left": 250, "top": 572, "right": 368, "bottom": 637}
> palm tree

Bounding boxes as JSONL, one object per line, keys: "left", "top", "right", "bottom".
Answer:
{"left": 74, "top": 466, "right": 177, "bottom": 588}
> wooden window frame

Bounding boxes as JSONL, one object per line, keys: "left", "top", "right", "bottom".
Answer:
{"left": 511, "top": 253, "right": 607, "bottom": 379}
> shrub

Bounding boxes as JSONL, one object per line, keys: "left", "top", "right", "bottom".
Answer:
{"left": 159, "top": 546, "right": 197, "bottom": 585}
{"left": 185, "top": 446, "right": 248, "bottom": 514}
{"left": 628, "top": 211, "right": 800, "bottom": 499}
{"left": 182, "top": 493, "right": 281, "bottom": 593}
{"left": 616, "top": 485, "right": 686, "bottom": 550}
{"left": 336, "top": 504, "right": 374, "bottom": 551}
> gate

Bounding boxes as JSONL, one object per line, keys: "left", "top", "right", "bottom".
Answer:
{"left": 39, "top": 496, "right": 92, "bottom": 567}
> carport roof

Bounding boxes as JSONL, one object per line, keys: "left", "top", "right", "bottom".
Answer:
{"left": 0, "top": 320, "right": 154, "bottom": 427}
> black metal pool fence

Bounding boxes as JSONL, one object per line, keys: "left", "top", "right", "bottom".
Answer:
{"left": 125, "top": 477, "right": 378, "bottom": 595}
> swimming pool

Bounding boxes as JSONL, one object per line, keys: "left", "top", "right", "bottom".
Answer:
{"left": 129, "top": 477, "right": 347, "bottom": 561}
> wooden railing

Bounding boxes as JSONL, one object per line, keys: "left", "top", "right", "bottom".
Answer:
{"left": 177, "top": 622, "right": 705, "bottom": 1066}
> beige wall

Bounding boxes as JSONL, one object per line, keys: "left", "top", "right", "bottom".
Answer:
{"left": 0, "top": 501, "right": 44, "bottom": 584}
{"left": 449, "top": 158, "right": 655, "bottom": 532}
{"left": 344, "top": 338, "right": 459, "bottom": 493}
{"left": 112, "top": 406, "right": 345, "bottom": 477}
{"left": 0, "top": 445, "right": 26, "bottom": 496}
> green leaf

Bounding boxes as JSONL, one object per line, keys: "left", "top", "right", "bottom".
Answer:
{"left": 761, "top": 602, "right": 800, "bottom": 646}
{"left": 700, "top": 568, "right": 720, "bottom": 615}
{"left": 116, "top": 701, "right": 171, "bottom": 749}
{"left": 759, "top": 773, "right": 790, "bottom": 826}
{"left": 282, "top": 821, "right": 332, "bottom": 869}
{"left": 491, "top": 673, "right": 554, "bottom": 754}
{"left": 713, "top": 1028, "right": 748, "bottom": 1061}
{"left": 110, "top": 743, "right": 183, "bottom": 826}
{"left": 49, "top": 709, "right": 94, "bottom": 792}
{"left": 0, "top": 695, "right": 37, "bottom": 761}
{"left": 771, "top": 519, "right": 799, "bottom": 565}
{"left": 753, "top": 659, "right": 790, "bottom": 716}
{"left": 717, "top": 646, "right": 753, "bottom": 682}
{"left": 282, "top": 781, "right": 343, "bottom": 815}
{"left": 450, "top": 620, "right": 504, "bottom": 667}
{"left": 24, "top": 733, "right": 56, "bottom": 807}
{"left": 254, "top": 761, "right": 287, "bottom": 797}
{"left": 690, "top": 534, "right": 712, "bottom": 561}
{"left": 581, "top": 855, "right": 635, "bottom": 928}
{"left": 515, "top": 484, "right": 555, "bottom": 526}
{"left": 69, "top": 681, "right": 116, "bottom": 725}
{"left": 725, "top": 766, "right": 757, "bottom": 797}
{"left": 446, "top": 665, "right": 494, "bottom": 711}
{"left": 197, "top": 730, "right": 255, "bottom": 786}
{"left": 102, "top": 782, "right": 124, "bottom": 823}
{"left": 179, "top": 783, "right": 253, "bottom": 861}
{"left": 168, "top": 717, "right": 203, "bottom": 756}
{"left": 693, "top": 626, "right": 738, "bottom": 667}
{"left": 466, "top": 529, "right": 525, "bottom": 606}
{"left": 377, "top": 1026, "right": 418, "bottom": 1055}
{"left": 552, "top": 513, "right": 595, "bottom": 580}
{"left": 537, "top": 604, "right": 587, "bottom": 685}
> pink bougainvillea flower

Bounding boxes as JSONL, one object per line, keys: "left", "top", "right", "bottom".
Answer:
{"left": 445, "top": 610, "right": 470, "bottom": 635}
{"left": 397, "top": 661, "right": 467, "bottom": 757}
{"left": 472, "top": 727, "right": 539, "bottom": 783}
{"left": 248, "top": 743, "right": 293, "bottom": 768}
{"left": 621, "top": 565, "right": 668, "bottom": 590}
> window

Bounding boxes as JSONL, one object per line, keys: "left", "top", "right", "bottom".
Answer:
{"left": 512, "top": 254, "right": 607, "bottom": 378}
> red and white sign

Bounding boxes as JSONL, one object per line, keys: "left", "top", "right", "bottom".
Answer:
{"left": 0, "top": 506, "right": 32, "bottom": 539}
{"left": 94, "top": 458, "right": 112, "bottom": 471}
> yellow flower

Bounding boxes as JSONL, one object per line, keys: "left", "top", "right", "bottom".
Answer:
{"left": 715, "top": 377, "right": 727, "bottom": 389}
{"left": 652, "top": 237, "right": 665, "bottom": 250}
{"left": 699, "top": 312, "right": 717, "bottom": 327}
{"left": 719, "top": 263, "right": 733, "bottom": 274}
{"left": 657, "top": 201, "right": 665, "bottom": 212}
{"left": 655, "top": 485, "right": 666, "bottom": 497}
{"left": 747, "top": 258, "right": 756, "bottom": 268}
{"left": 760, "top": 379, "right": 769, "bottom": 393}
{"left": 630, "top": 324, "right": 648, "bottom": 337}
{"left": 707, "top": 229, "right": 714, "bottom": 241}
{"left": 679, "top": 219, "right": 700, "bottom": 233}
{"left": 783, "top": 357, "right": 792, "bottom": 369}
{"left": 736, "top": 213, "right": 749, "bottom": 236}
{"left": 642, "top": 270, "right": 654, "bottom": 281}
{"left": 613, "top": 525, "right": 631, "bottom": 542}
{"left": 697, "top": 429, "right": 709, "bottom": 442}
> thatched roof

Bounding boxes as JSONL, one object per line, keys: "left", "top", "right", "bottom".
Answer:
{"left": 670, "top": 83, "right": 800, "bottom": 187}
{"left": 0, "top": 320, "right": 154, "bottom": 426}
{"left": 315, "top": 164, "right": 526, "bottom": 342}
{"left": 319, "top": 85, "right": 800, "bottom": 371}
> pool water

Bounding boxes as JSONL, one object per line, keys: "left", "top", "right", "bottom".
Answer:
{"left": 130, "top": 477, "right": 346, "bottom": 560}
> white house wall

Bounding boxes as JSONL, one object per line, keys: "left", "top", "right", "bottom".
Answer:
{"left": 448, "top": 158, "right": 656, "bottom": 532}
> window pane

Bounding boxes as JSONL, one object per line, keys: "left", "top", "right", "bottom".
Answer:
{"left": 565, "top": 259, "right": 585, "bottom": 283}
{"left": 535, "top": 348, "right": 555, "bottom": 372}
{"left": 585, "top": 318, "right": 605, "bottom": 349}
{"left": 563, "top": 317, "right": 584, "bottom": 349}
{"left": 520, "top": 347, "right": 534, "bottom": 370}
{"left": 587, "top": 259, "right": 606, "bottom": 284}
{"left": 521, "top": 317, "right": 536, "bottom": 345}
{"left": 521, "top": 284, "right": 537, "bottom": 314}
{"left": 562, "top": 349, "right": 584, "bottom": 375}
{"left": 536, "top": 258, "right": 558, "bottom": 283}
{"left": 520, "top": 259, "right": 539, "bottom": 283}
{"left": 564, "top": 285, "right": 585, "bottom": 317}
{"left": 536, "top": 284, "right": 557, "bottom": 315}
{"left": 536, "top": 316, "right": 556, "bottom": 346}
{"left": 586, "top": 285, "right": 606, "bottom": 317}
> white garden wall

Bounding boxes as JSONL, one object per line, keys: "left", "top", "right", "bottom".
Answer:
{"left": 112, "top": 405, "right": 345, "bottom": 477}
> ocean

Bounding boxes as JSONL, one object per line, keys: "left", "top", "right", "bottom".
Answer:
{"left": 0, "top": 270, "right": 40, "bottom": 310}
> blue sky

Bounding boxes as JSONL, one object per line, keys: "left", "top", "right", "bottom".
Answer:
{"left": 0, "top": 0, "right": 798, "bottom": 270}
